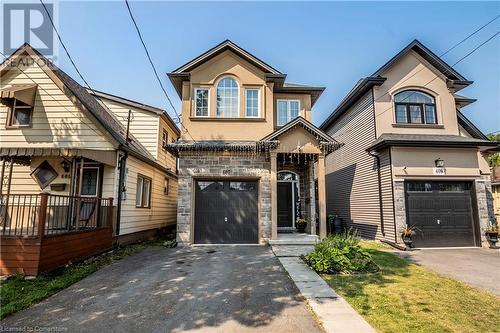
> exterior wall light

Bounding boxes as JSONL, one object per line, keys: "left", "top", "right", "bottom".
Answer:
{"left": 435, "top": 158, "right": 445, "bottom": 168}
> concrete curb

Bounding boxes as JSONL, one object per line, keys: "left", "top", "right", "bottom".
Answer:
{"left": 272, "top": 246, "right": 376, "bottom": 333}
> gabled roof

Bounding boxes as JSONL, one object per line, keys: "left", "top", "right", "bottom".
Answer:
{"left": 167, "top": 40, "right": 325, "bottom": 106}
{"left": 367, "top": 133, "right": 497, "bottom": 152}
{"left": 0, "top": 43, "right": 176, "bottom": 177}
{"left": 168, "top": 40, "right": 282, "bottom": 98}
{"left": 320, "top": 39, "right": 473, "bottom": 131}
{"left": 261, "top": 116, "right": 338, "bottom": 143}
{"left": 372, "top": 39, "right": 470, "bottom": 84}
{"left": 87, "top": 89, "right": 180, "bottom": 136}
{"left": 457, "top": 110, "right": 488, "bottom": 140}
{"left": 171, "top": 39, "right": 282, "bottom": 75}
{"left": 320, "top": 77, "right": 386, "bottom": 130}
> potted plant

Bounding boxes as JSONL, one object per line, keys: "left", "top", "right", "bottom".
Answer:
{"left": 485, "top": 223, "right": 499, "bottom": 248}
{"left": 401, "top": 225, "right": 419, "bottom": 249}
{"left": 296, "top": 217, "right": 307, "bottom": 233}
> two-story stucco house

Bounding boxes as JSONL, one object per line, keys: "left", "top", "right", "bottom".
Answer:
{"left": 0, "top": 43, "right": 179, "bottom": 275}
{"left": 167, "top": 40, "right": 340, "bottom": 245}
{"left": 320, "top": 40, "right": 498, "bottom": 248}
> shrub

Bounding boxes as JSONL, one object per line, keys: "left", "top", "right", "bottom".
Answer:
{"left": 302, "top": 231, "right": 378, "bottom": 274}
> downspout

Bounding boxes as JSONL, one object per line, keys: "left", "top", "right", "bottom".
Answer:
{"left": 115, "top": 151, "right": 128, "bottom": 236}
{"left": 368, "top": 150, "right": 385, "bottom": 237}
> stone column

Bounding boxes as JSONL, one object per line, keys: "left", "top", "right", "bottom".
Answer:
{"left": 317, "top": 154, "right": 327, "bottom": 239}
{"left": 309, "top": 161, "right": 316, "bottom": 235}
{"left": 270, "top": 152, "right": 278, "bottom": 240}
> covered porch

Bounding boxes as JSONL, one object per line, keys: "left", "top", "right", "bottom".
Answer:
{"left": 0, "top": 149, "right": 117, "bottom": 276}
{"left": 263, "top": 117, "right": 341, "bottom": 244}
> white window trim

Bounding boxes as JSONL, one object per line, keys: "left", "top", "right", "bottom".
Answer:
{"left": 216, "top": 77, "right": 240, "bottom": 118}
{"left": 79, "top": 166, "right": 100, "bottom": 197}
{"left": 193, "top": 87, "right": 210, "bottom": 117}
{"left": 245, "top": 88, "right": 261, "bottom": 118}
{"left": 276, "top": 99, "right": 301, "bottom": 126}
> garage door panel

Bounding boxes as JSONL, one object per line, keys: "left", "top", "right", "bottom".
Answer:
{"left": 406, "top": 181, "right": 476, "bottom": 248}
{"left": 194, "top": 180, "right": 258, "bottom": 244}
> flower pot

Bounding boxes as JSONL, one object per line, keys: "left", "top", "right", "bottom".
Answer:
{"left": 486, "top": 232, "right": 499, "bottom": 248}
{"left": 402, "top": 236, "right": 413, "bottom": 249}
{"left": 297, "top": 224, "right": 306, "bottom": 233}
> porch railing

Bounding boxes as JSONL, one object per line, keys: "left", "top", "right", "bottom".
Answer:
{"left": 0, "top": 193, "right": 114, "bottom": 237}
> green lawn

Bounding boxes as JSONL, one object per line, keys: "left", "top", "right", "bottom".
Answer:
{"left": 322, "top": 242, "right": 500, "bottom": 333}
{"left": 0, "top": 236, "right": 175, "bottom": 319}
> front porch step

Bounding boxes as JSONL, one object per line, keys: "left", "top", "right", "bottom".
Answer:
{"left": 268, "top": 234, "right": 319, "bottom": 246}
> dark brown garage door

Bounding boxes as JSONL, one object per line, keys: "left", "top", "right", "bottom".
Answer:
{"left": 406, "top": 181, "right": 476, "bottom": 247}
{"left": 194, "top": 180, "right": 258, "bottom": 244}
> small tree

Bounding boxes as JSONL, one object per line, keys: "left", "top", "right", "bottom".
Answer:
{"left": 487, "top": 133, "right": 500, "bottom": 167}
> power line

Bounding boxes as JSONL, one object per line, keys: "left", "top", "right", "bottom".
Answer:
{"left": 441, "top": 14, "right": 500, "bottom": 56}
{"left": 40, "top": 0, "right": 162, "bottom": 148}
{"left": 0, "top": 50, "right": 104, "bottom": 138}
{"left": 124, "top": 0, "right": 196, "bottom": 142}
{"left": 370, "top": 15, "right": 500, "bottom": 108}
{"left": 331, "top": 30, "right": 500, "bottom": 140}
{"left": 451, "top": 30, "right": 500, "bottom": 66}
{"left": 39, "top": 0, "right": 93, "bottom": 92}
{"left": 373, "top": 30, "right": 500, "bottom": 120}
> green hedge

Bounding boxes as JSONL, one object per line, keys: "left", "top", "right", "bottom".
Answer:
{"left": 303, "top": 232, "right": 379, "bottom": 274}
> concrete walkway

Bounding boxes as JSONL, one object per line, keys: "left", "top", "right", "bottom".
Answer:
{"left": 1, "top": 246, "right": 321, "bottom": 333}
{"left": 272, "top": 245, "right": 376, "bottom": 333}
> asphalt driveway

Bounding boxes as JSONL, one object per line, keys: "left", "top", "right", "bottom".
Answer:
{"left": 396, "top": 248, "right": 500, "bottom": 295}
{"left": 1, "top": 246, "right": 322, "bottom": 332}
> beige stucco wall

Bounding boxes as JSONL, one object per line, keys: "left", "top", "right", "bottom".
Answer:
{"left": 390, "top": 147, "right": 489, "bottom": 178}
{"left": 272, "top": 126, "right": 321, "bottom": 154}
{"left": 179, "top": 50, "right": 313, "bottom": 141}
{"left": 373, "top": 50, "right": 460, "bottom": 137}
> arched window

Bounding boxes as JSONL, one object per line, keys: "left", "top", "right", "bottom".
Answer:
{"left": 216, "top": 77, "right": 239, "bottom": 117}
{"left": 278, "top": 171, "right": 298, "bottom": 181}
{"left": 394, "top": 90, "right": 436, "bottom": 124}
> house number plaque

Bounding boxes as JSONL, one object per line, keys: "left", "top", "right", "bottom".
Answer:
{"left": 222, "top": 169, "right": 231, "bottom": 176}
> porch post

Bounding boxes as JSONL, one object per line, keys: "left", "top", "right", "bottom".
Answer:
{"left": 317, "top": 154, "right": 327, "bottom": 239}
{"left": 270, "top": 152, "right": 278, "bottom": 240}
{"left": 309, "top": 161, "right": 316, "bottom": 235}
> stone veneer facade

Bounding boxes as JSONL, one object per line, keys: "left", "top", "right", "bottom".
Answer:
{"left": 393, "top": 176, "right": 495, "bottom": 247}
{"left": 176, "top": 151, "right": 272, "bottom": 245}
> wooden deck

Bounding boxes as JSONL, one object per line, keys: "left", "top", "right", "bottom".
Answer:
{"left": 1, "top": 193, "right": 114, "bottom": 276}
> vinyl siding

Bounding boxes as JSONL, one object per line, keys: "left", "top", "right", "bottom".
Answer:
{"left": 5, "top": 158, "right": 117, "bottom": 198}
{"left": 0, "top": 56, "right": 114, "bottom": 150}
{"left": 156, "top": 116, "right": 178, "bottom": 172}
{"left": 97, "top": 98, "right": 160, "bottom": 158}
{"left": 379, "top": 148, "right": 396, "bottom": 241}
{"left": 324, "top": 91, "right": 383, "bottom": 240}
{"left": 119, "top": 155, "right": 177, "bottom": 235}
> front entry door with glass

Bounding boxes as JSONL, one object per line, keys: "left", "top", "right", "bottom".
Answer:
{"left": 277, "top": 171, "right": 299, "bottom": 230}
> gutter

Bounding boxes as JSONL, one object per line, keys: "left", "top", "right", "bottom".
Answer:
{"left": 367, "top": 150, "right": 385, "bottom": 237}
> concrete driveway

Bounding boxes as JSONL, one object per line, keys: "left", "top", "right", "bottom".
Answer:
{"left": 1, "top": 246, "right": 322, "bottom": 332}
{"left": 396, "top": 248, "right": 500, "bottom": 295}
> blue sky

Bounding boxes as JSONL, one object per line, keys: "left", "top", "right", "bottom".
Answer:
{"left": 7, "top": 1, "right": 500, "bottom": 134}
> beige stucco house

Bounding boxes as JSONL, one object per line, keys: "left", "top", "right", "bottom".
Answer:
{"left": 0, "top": 44, "right": 179, "bottom": 275}
{"left": 167, "top": 40, "right": 340, "bottom": 245}
{"left": 321, "top": 40, "right": 498, "bottom": 248}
